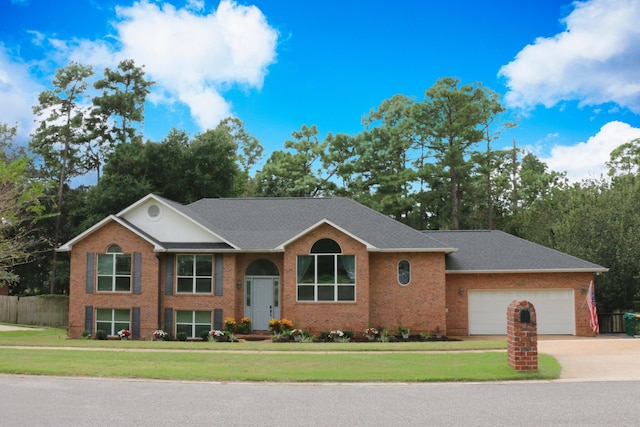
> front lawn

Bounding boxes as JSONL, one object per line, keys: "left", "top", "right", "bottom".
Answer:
{"left": 0, "top": 326, "right": 560, "bottom": 382}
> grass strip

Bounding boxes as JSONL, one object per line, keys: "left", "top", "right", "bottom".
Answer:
{"left": 0, "top": 348, "right": 559, "bottom": 382}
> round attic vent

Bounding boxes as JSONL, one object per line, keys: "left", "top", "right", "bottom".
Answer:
{"left": 147, "top": 204, "right": 161, "bottom": 220}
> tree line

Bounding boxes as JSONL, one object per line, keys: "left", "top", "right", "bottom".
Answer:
{"left": 1, "top": 60, "right": 638, "bottom": 312}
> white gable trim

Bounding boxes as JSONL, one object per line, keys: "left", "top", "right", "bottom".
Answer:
{"left": 57, "top": 215, "right": 165, "bottom": 252}
{"left": 276, "top": 219, "right": 376, "bottom": 250}
{"left": 118, "top": 194, "right": 240, "bottom": 250}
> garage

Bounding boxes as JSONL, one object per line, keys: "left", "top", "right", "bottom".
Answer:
{"left": 468, "top": 289, "right": 576, "bottom": 335}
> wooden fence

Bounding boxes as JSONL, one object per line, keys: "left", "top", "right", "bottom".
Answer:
{"left": 597, "top": 312, "right": 628, "bottom": 334}
{"left": 0, "top": 295, "right": 69, "bottom": 327}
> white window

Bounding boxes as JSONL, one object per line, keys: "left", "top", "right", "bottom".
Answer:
{"left": 95, "top": 308, "right": 130, "bottom": 336}
{"left": 97, "top": 245, "right": 131, "bottom": 292}
{"left": 297, "top": 239, "right": 355, "bottom": 302}
{"left": 176, "top": 255, "right": 213, "bottom": 293}
{"left": 175, "top": 310, "right": 211, "bottom": 338}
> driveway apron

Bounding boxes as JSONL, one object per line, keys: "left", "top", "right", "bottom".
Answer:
{"left": 539, "top": 336, "right": 640, "bottom": 381}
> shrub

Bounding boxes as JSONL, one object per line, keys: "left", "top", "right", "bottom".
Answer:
{"left": 81, "top": 330, "right": 90, "bottom": 339}
{"left": 199, "top": 330, "right": 211, "bottom": 341}
{"left": 176, "top": 332, "right": 187, "bottom": 341}
{"left": 94, "top": 330, "right": 107, "bottom": 340}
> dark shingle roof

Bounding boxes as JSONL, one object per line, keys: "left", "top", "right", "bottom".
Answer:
{"left": 183, "top": 197, "right": 454, "bottom": 252}
{"left": 424, "top": 230, "right": 607, "bottom": 273}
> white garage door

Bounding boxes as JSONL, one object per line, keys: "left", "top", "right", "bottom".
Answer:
{"left": 468, "top": 289, "right": 575, "bottom": 335}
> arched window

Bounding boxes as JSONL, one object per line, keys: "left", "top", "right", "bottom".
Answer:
{"left": 297, "top": 238, "right": 356, "bottom": 302}
{"left": 398, "top": 260, "right": 411, "bottom": 285}
{"left": 246, "top": 259, "right": 279, "bottom": 276}
{"left": 97, "top": 244, "right": 131, "bottom": 292}
{"left": 106, "top": 244, "right": 122, "bottom": 253}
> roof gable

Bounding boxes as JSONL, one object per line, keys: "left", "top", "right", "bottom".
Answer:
{"left": 58, "top": 215, "right": 165, "bottom": 252}
{"left": 186, "top": 197, "right": 455, "bottom": 252}
{"left": 118, "top": 194, "right": 237, "bottom": 248}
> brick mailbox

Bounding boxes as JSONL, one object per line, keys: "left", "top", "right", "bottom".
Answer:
{"left": 507, "top": 300, "right": 538, "bottom": 371}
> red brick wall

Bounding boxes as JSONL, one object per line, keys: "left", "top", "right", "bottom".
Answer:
{"left": 68, "top": 221, "right": 159, "bottom": 338}
{"left": 445, "top": 272, "right": 597, "bottom": 337}
{"left": 282, "top": 223, "right": 371, "bottom": 334}
{"left": 369, "top": 252, "right": 447, "bottom": 335}
{"left": 161, "top": 253, "right": 238, "bottom": 335}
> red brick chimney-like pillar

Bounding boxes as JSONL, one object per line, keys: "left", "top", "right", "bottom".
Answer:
{"left": 507, "top": 300, "right": 538, "bottom": 371}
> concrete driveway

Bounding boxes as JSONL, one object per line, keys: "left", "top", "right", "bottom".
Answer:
{"left": 539, "top": 335, "right": 640, "bottom": 381}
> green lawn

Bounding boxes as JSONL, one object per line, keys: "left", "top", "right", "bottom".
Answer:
{"left": 0, "top": 326, "right": 560, "bottom": 382}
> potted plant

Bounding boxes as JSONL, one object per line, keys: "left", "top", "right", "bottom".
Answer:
{"left": 329, "top": 330, "right": 346, "bottom": 342}
{"left": 117, "top": 329, "right": 131, "bottom": 340}
{"left": 364, "top": 327, "right": 379, "bottom": 341}
{"left": 224, "top": 317, "right": 237, "bottom": 333}
{"left": 209, "top": 329, "right": 229, "bottom": 342}
{"left": 238, "top": 317, "right": 252, "bottom": 334}
{"left": 290, "top": 328, "right": 304, "bottom": 342}
{"left": 152, "top": 330, "right": 167, "bottom": 341}
{"left": 398, "top": 326, "right": 410, "bottom": 339}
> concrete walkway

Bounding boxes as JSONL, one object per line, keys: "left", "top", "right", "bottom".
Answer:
{"left": 538, "top": 335, "right": 640, "bottom": 381}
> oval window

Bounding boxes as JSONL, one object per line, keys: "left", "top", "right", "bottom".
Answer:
{"left": 398, "top": 260, "right": 410, "bottom": 285}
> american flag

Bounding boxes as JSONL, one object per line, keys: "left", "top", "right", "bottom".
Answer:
{"left": 586, "top": 281, "right": 599, "bottom": 334}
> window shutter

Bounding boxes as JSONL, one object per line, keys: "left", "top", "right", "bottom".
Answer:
{"left": 213, "top": 308, "right": 223, "bottom": 330}
{"left": 84, "top": 306, "right": 93, "bottom": 333}
{"left": 214, "top": 255, "right": 223, "bottom": 296}
{"left": 86, "top": 252, "right": 95, "bottom": 293}
{"left": 133, "top": 253, "right": 142, "bottom": 294}
{"left": 164, "top": 307, "right": 173, "bottom": 333}
{"left": 132, "top": 307, "right": 141, "bottom": 338}
{"left": 165, "top": 254, "right": 174, "bottom": 295}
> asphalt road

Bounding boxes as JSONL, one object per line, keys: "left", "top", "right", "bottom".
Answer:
{"left": 1, "top": 375, "right": 638, "bottom": 426}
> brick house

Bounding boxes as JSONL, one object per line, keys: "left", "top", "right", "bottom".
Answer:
{"left": 59, "top": 194, "right": 606, "bottom": 339}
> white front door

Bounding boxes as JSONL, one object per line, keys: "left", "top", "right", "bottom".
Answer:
{"left": 247, "top": 277, "right": 280, "bottom": 330}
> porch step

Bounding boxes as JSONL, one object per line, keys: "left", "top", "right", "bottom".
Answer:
{"left": 237, "top": 332, "right": 272, "bottom": 341}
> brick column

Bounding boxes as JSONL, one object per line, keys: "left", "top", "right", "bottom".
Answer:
{"left": 507, "top": 300, "right": 538, "bottom": 371}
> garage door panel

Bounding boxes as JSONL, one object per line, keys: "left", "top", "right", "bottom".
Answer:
{"left": 468, "top": 289, "right": 575, "bottom": 335}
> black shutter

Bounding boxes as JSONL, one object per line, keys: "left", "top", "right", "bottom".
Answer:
{"left": 164, "top": 307, "right": 173, "bottom": 333}
{"left": 84, "top": 306, "right": 93, "bottom": 333}
{"left": 165, "top": 254, "right": 174, "bottom": 295}
{"left": 213, "top": 308, "right": 223, "bottom": 330}
{"left": 133, "top": 253, "right": 142, "bottom": 294}
{"left": 86, "top": 252, "right": 95, "bottom": 293}
{"left": 214, "top": 255, "right": 223, "bottom": 296}
{"left": 132, "top": 307, "right": 141, "bottom": 338}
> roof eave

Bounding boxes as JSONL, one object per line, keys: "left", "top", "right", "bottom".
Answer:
{"left": 57, "top": 215, "right": 165, "bottom": 252}
{"left": 446, "top": 268, "right": 609, "bottom": 274}
{"left": 372, "top": 247, "right": 457, "bottom": 253}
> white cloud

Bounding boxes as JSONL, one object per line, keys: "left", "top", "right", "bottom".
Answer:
{"left": 46, "top": 0, "right": 278, "bottom": 131}
{"left": 0, "top": 45, "right": 42, "bottom": 138}
{"left": 113, "top": 0, "right": 278, "bottom": 129}
{"left": 499, "top": 0, "right": 640, "bottom": 112}
{"left": 542, "top": 121, "right": 640, "bottom": 181}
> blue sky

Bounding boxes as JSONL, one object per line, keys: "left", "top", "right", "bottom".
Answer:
{"left": 2, "top": 0, "right": 640, "bottom": 182}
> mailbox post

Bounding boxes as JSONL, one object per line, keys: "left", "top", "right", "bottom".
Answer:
{"left": 507, "top": 300, "right": 538, "bottom": 371}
